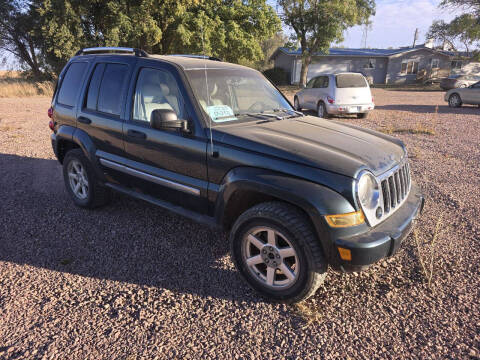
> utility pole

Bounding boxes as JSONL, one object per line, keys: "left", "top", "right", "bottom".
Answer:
{"left": 412, "top": 28, "right": 419, "bottom": 48}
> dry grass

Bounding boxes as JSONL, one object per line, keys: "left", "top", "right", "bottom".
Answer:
{"left": 414, "top": 214, "right": 444, "bottom": 288}
{"left": 0, "top": 71, "right": 54, "bottom": 98}
{"left": 378, "top": 123, "right": 436, "bottom": 136}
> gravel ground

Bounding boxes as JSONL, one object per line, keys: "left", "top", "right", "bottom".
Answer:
{"left": 0, "top": 90, "right": 479, "bottom": 359}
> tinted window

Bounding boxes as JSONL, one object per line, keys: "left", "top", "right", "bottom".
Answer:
{"left": 335, "top": 74, "right": 367, "bottom": 88}
{"left": 306, "top": 77, "right": 316, "bottom": 88}
{"left": 133, "top": 68, "right": 185, "bottom": 122}
{"left": 98, "top": 64, "right": 128, "bottom": 115}
{"left": 85, "top": 64, "right": 105, "bottom": 110}
{"left": 57, "top": 62, "right": 87, "bottom": 106}
{"left": 313, "top": 76, "right": 328, "bottom": 88}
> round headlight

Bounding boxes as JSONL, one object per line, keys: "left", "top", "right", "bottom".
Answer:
{"left": 357, "top": 172, "right": 380, "bottom": 210}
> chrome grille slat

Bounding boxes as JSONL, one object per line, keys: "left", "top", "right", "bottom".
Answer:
{"left": 381, "top": 162, "right": 411, "bottom": 216}
{"left": 381, "top": 180, "right": 391, "bottom": 213}
{"left": 388, "top": 176, "right": 397, "bottom": 208}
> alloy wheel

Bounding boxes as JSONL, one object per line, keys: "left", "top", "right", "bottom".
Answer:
{"left": 67, "top": 159, "right": 89, "bottom": 200}
{"left": 242, "top": 227, "right": 299, "bottom": 289}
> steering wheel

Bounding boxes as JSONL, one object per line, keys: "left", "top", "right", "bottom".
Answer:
{"left": 248, "top": 101, "right": 267, "bottom": 112}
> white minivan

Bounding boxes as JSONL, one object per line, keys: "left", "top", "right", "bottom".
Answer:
{"left": 294, "top": 73, "right": 375, "bottom": 119}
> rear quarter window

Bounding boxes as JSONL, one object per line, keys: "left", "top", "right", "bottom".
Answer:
{"left": 335, "top": 74, "right": 367, "bottom": 88}
{"left": 57, "top": 62, "right": 88, "bottom": 106}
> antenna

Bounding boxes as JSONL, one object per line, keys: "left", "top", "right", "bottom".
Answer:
{"left": 201, "top": 26, "right": 214, "bottom": 157}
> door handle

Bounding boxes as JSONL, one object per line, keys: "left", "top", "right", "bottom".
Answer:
{"left": 78, "top": 116, "right": 92, "bottom": 125}
{"left": 127, "top": 129, "right": 147, "bottom": 139}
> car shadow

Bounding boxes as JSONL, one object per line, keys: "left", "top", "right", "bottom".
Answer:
{"left": 0, "top": 153, "right": 260, "bottom": 303}
{"left": 375, "top": 104, "right": 480, "bottom": 114}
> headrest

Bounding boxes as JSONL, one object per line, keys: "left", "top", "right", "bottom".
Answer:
{"left": 160, "top": 83, "right": 170, "bottom": 96}
{"left": 142, "top": 83, "right": 158, "bottom": 98}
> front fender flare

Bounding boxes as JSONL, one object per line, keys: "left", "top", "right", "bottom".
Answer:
{"left": 215, "top": 167, "right": 355, "bottom": 257}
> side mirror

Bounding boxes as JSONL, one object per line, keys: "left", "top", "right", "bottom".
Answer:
{"left": 150, "top": 109, "right": 189, "bottom": 133}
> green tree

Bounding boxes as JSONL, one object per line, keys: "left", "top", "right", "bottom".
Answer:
{"left": 0, "top": 0, "right": 46, "bottom": 78}
{"left": 34, "top": 0, "right": 280, "bottom": 74}
{"left": 428, "top": 0, "right": 480, "bottom": 55}
{"left": 278, "top": 0, "right": 375, "bottom": 85}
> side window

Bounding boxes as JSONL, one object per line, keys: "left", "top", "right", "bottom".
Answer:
{"left": 85, "top": 64, "right": 105, "bottom": 110}
{"left": 306, "top": 77, "right": 316, "bottom": 89}
{"left": 313, "top": 76, "right": 327, "bottom": 88}
{"left": 57, "top": 62, "right": 88, "bottom": 107}
{"left": 133, "top": 68, "right": 185, "bottom": 123}
{"left": 97, "top": 64, "right": 129, "bottom": 116}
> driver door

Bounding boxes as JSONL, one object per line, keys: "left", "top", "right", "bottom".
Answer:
{"left": 468, "top": 82, "right": 480, "bottom": 104}
{"left": 120, "top": 60, "right": 209, "bottom": 213}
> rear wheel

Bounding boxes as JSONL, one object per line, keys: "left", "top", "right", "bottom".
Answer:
{"left": 230, "top": 201, "right": 327, "bottom": 303}
{"left": 448, "top": 93, "right": 462, "bottom": 108}
{"left": 63, "top": 149, "right": 111, "bottom": 208}
{"left": 317, "top": 102, "right": 330, "bottom": 118}
{"left": 294, "top": 97, "right": 301, "bottom": 111}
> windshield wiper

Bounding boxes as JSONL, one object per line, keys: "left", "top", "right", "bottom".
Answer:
{"left": 272, "top": 108, "right": 305, "bottom": 118}
{"left": 214, "top": 113, "right": 279, "bottom": 121}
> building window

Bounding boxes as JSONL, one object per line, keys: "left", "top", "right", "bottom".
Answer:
{"left": 431, "top": 59, "right": 439, "bottom": 69}
{"left": 364, "top": 58, "right": 376, "bottom": 69}
{"left": 401, "top": 60, "right": 419, "bottom": 75}
{"left": 451, "top": 60, "right": 463, "bottom": 69}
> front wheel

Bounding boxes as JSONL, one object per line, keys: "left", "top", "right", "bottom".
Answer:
{"left": 448, "top": 93, "right": 462, "bottom": 108}
{"left": 230, "top": 202, "right": 327, "bottom": 303}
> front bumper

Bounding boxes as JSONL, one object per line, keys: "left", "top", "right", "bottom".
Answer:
{"left": 334, "top": 183, "right": 424, "bottom": 271}
{"left": 326, "top": 103, "right": 375, "bottom": 115}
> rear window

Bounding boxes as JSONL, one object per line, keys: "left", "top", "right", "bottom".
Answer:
{"left": 335, "top": 74, "right": 367, "bottom": 88}
{"left": 97, "top": 64, "right": 128, "bottom": 115}
{"left": 57, "top": 62, "right": 88, "bottom": 106}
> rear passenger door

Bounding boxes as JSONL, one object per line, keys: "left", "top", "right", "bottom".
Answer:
{"left": 312, "top": 76, "right": 329, "bottom": 105}
{"left": 76, "top": 57, "right": 135, "bottom": 184}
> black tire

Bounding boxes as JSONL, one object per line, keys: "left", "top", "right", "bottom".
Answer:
{"left": 230, "top": 201, "right": 327, "bottom": 303}
{"left": 357, "top": 112, "right": 368, "bottom": 119}
{"left": 294, "top": 96, "right": 302, "bottom": 111}
{"left": 317, "top": 101, "right": 330, "bottom": 118}
{"left": 63, "top": 149, "right": 111, "bottom": 209}
{"left": 448, "top": 93, "right": 462, "bottom": 108}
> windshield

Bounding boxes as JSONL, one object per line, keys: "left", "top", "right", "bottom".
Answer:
{"left": 335, "top": 74, "right": 367, "bottom": 88}
{"left": 184, "top": 67, "right": 293, "bottom": 124}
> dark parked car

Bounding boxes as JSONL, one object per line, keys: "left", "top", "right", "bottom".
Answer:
{"left": 49, "top": 47, "right": 424, "bottom": 303}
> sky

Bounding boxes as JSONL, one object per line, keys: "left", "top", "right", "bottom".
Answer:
{"left": 338, "top": 0, "right": 462, "bottom": 49}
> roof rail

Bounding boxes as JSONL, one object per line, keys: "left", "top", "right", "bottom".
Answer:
{"left": 167, "top": 54, "right": 222, "bottom": 62}
{"left": 75, "top": 47, "right": 149, "bottom": 57}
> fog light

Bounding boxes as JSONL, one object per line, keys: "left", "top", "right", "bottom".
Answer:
{"left": 338, "top": 247, "right": 352, "bottom": 261}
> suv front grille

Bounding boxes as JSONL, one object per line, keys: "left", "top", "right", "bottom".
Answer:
{"left": 380, "top": 163, "right": 411, "bottom": 215}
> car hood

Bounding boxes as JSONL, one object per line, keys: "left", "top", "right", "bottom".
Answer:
{"left": 212, "top": 116, "right": 406, "bottom": 178}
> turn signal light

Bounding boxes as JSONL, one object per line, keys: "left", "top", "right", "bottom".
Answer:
{"left": 338, "top": 247, "right": 352, "bottom": 261}
{"left": 327, "top": 96, "right": 335, "bottom": 104}
{"left": 47, "top": 106, "right": 53, "bottom": 118}
{"left": 324, "top": 211, "right": 365, "bottom": 228}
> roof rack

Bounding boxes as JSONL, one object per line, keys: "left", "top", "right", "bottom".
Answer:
{"left": 167, "top": 54, "right": 222, "bottom": 62}
{"left": 75, "top": 47, "right": 149, "bottom": 57}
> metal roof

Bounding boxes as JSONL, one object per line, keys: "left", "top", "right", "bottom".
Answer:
{"left": 274, "top": 45, "right": 450, "bottom": 58}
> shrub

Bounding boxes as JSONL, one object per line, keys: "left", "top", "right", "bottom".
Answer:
{"left": 263, "top": 68, "right": 290, "bottom": 85}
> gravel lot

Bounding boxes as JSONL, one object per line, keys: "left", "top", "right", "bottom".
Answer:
{"left": 0, "top": 89, "right": 479, "bottom": 359}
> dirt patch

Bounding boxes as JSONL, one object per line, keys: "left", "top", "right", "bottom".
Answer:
{"left": 0, "top": 91, "right": 479, "bottom": 359}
